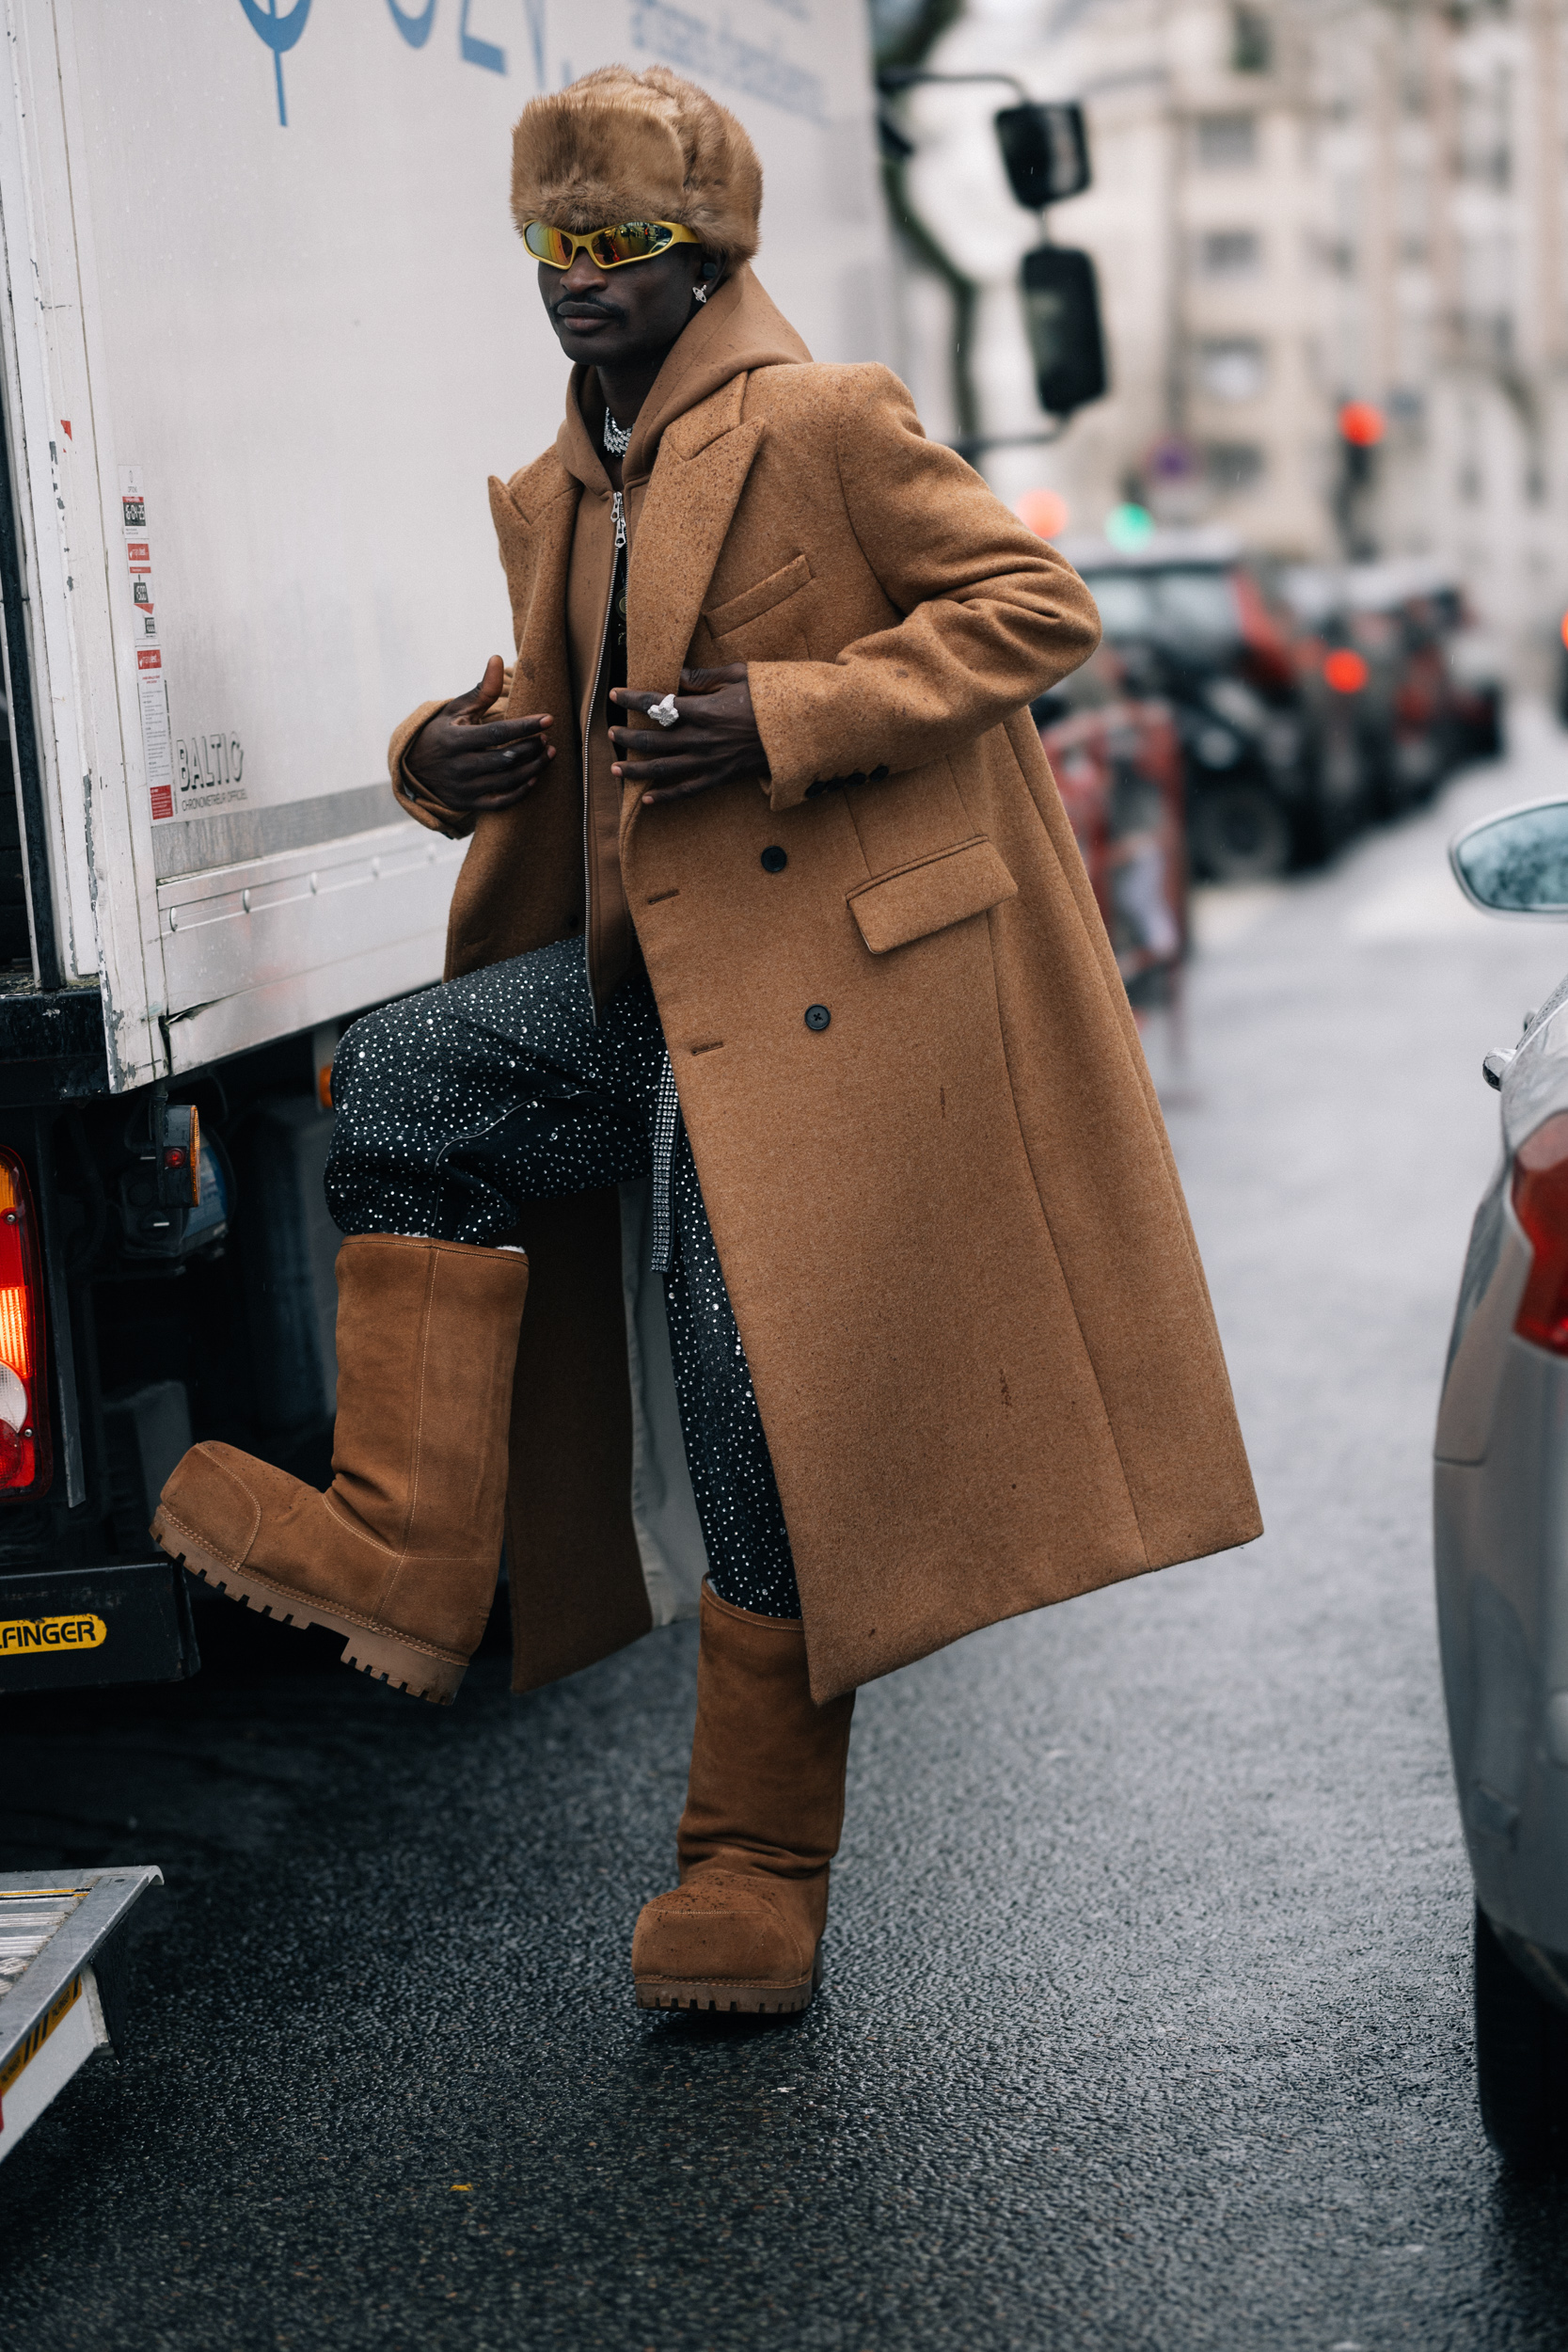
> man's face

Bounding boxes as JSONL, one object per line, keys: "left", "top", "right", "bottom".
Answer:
{"left": 540, "top": 242, "right": 707, "bottom": 370}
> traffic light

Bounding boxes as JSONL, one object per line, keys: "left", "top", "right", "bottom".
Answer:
{"left": 874, "top": 70, "right": 1110, "bottom": 437}
{"left": 1338, "top": 402, "right": 1385, "bottom": 449}
{"left": 993, "top": 103, "right": 1091, "bottom": 210}
{"left": 1004, "top": 103, "right": 1105, "bottom": 420}
{"left": 1338, "top": 402, "right": 1385, "bottom": 489}
{"left": 1334, "top": 400, "right": 1385, "bottom": 556}
{"left": 1021, "top": 245, "right": 1108, "bottom": 418}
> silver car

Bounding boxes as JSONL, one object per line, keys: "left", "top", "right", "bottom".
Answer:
{"left": 1438, "top": 794, "right": 1568, "bottom": 2165}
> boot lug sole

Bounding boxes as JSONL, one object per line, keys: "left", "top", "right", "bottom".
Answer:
{"left": 634, "top": 1947, "right": 824, "bottom": 2015}
{"left": 150, "top": 1512, "right": 467, "bottom": 1706}
{"left": 634, "top": 1979, "right": 816, "bottom": 2015}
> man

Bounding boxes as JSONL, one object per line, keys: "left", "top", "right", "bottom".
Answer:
{"left": 153, "top": 64, "right": 1259, "bottom": 2016}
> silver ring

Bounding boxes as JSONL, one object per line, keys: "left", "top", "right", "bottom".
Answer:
{"left": 648, "top": 693, "right": 680, "bottom": 729}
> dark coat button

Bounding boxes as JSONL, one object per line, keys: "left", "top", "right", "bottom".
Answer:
{"left": 760, "top": 845, "right": 788, "bottom": 873}
{"left": 804, "top": 1004, "right": 831, "bottom": 1032}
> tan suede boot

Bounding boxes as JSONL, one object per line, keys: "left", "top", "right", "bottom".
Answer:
{"left": 150, "top": 1234, "right": 528, "bottom": 1705}
{"left": 632, "top": 1584, "right": 855, "bottom": 2014}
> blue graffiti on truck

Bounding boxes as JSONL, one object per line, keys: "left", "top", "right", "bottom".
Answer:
{"left": 235, "top": 0, "right": 311, "bottom": 128}
{"left": 237, "top": 0, "right": 546, "bottom": 125}
{"left": 386, "top": 0, "right": 437, "bottom": 48}
{"left": 458, "top": 0, "right": 506, "bottom": 73}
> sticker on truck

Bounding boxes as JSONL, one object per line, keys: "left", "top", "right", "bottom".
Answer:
{"left": 0, "top": 1613, "right": 107, "bottom": 1653}
{"left": 120, "top": 468, "right": 174, "bottom": 819}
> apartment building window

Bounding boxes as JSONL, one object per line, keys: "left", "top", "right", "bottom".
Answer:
{"left": 1459, "top": 403, "right": 1481, "bottom": 506}
{"left": 1196, "top": 114, "right": 1257, "bottom": 168}
{"left": 1198, "top": 229, "right": 1261, "bottom": 278}
{"left": 1456, "top": 69, "right": 1512, "bottom": 190}
{"left": 1197, "top": 338, "right": 1267, "bottom": 400}
{"left": 1206, "top": 442, "right": 1267, "bottom": 491}
{"left": 1456, "top": 231, "right": 1516, "bottom": 364}
{"left": 1231, "top": 7, "right": 1272, "bottom": 72}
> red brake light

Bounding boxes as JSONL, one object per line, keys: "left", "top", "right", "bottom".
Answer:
{"left": 1513, "top": 1114, "right": 1568, "bottom": 1352}
{"left": 1323, "top": 648, "right": 1370, "bottom": 693}
{"left": 0, "top": 1148, "right": 50, "bottom": 1493}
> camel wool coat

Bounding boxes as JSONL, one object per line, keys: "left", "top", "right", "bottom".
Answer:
{"left": 388, "top": 269, "right": 1260, "bottom": 1704}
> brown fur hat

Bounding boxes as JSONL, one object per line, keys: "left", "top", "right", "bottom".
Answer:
{"left": 511, "top": 65, "right": 762, "bottom": 265}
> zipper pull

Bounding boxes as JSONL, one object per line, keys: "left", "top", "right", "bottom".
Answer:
{"left": 612, "top": 489, "right": 626, "bottom": 551}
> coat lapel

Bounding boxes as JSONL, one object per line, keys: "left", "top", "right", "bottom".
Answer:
{"left": 488, "top": 465, "right": 578, "bottom": 727}
{"left": 626, "top": 379, "right": 766, "bottom": 699}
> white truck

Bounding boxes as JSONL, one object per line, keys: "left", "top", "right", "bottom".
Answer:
{"left": 0, "top": 0, "right": 891, "bottom": 1701}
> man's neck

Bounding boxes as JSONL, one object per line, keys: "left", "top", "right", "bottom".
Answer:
{"left": 597, "top": 350, "right": 676, "bottom": 435}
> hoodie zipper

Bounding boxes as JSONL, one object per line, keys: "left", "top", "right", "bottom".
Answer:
{"left": 581, "top": 486, "right": 626, "bottom": 1029}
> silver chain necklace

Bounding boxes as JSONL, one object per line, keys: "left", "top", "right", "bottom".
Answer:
{"left": 602, "top": 409, "right": 631, "bottom": 457}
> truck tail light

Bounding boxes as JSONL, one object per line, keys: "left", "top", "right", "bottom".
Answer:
{"left": 1513, "top": 1113, "right": 1568, "bottom": 1353}
{"left": 0, "top": 1148, "right": 50, "bottom": 1494}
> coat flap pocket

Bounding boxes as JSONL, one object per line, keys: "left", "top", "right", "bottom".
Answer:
{"left": 847, "top": 837, "right": 1017, "bottom": 955}
{"left": 705, "top": 552, "right": 813, "bottom": 638}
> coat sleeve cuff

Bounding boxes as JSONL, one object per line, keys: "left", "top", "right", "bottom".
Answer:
{"left": 388, "top": 694, "right": 485, "bottom": 841}
{"left": 749, "top": 662, "right": 895, "bottom": 811}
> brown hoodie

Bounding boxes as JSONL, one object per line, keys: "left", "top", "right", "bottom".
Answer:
{"left": 552, "top": 265, "right": 810, "bottom": 1005}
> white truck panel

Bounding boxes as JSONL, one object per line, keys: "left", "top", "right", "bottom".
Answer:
{"left": 0, "top": 0, "right": 111, "bottom": 989}
{"left": 0, "top": 0, "right": 890, "bottom": 1087}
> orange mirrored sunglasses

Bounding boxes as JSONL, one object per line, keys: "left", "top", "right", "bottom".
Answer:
{"left": 523, "top": 219, "right": 701, "bottom": 270}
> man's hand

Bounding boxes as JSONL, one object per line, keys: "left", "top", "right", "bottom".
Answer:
{"left": 610, "top": 664, "right": 769, "bottom": 805}
{"left": 405, "top": 656, "right": 554, "bottom": 815}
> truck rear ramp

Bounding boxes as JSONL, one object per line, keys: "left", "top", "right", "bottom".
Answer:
{"left": 0, "top": 1867, "right": 160, "bottom": 2161}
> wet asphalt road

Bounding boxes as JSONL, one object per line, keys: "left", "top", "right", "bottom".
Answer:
{"left": 9, "top": 715, "right": 1568, "bottom": 2350}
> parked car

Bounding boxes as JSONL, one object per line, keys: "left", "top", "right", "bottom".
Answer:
{"left": 1283, "top": 562, "right": 1504, "bottom": 817}
{"left": 1441, "top": 592, "right": 1506, "bottom": 766}
{"left": 1436, "top": 793, "right": 1568, "bottom": 2168}
{"left": 1032, "top": 674, "right": 1186, "bottom": 1010}
{"left": 1059, "top": 529, "right": 1366, "bottom": 881}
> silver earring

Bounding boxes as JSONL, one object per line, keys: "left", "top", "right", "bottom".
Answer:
{"left": 693, "top": 282, "right": 709, "bottom": 305}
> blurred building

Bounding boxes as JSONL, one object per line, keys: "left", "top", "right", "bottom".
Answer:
{"left": 891, "top": 0, "right": 1568, "bottom": 676}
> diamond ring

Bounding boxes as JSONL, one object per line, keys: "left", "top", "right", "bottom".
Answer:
{"left": 648, "top": 694, "right": 680, "bottom": 729}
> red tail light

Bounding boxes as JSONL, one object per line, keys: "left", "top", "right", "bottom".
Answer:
{"left": 1513, "top": 1114, "right": 1568, "bottom": 1352}
{"left": 0, "top": 1148, "right": 50, "bottom": 1493}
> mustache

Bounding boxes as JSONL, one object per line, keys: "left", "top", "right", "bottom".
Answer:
{"left": 551, "top": 293, "right": 624, "bottom": 324}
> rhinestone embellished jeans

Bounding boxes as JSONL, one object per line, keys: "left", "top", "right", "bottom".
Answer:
{"left": 323, "top": 935, "right": 800, "bottom": 1617}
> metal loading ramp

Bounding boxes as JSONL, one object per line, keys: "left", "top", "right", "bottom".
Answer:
{"left": 0, "top": 1867, "right": 161, "bottom": 2160}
